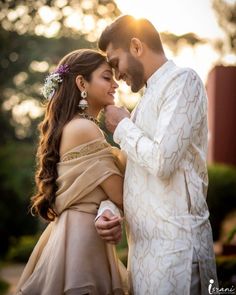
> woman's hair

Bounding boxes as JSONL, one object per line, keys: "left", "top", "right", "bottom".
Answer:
{"left": 31, "top": 49, "right": 107, "bottom": 221}
{"left": 98, "top": 15, "right": 164, "bottom": 53}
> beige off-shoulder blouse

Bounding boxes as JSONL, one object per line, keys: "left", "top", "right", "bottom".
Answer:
{"left": 16, "top": 138, "right": 129, "bottom": 295}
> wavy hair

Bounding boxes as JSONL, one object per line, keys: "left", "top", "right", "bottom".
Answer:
{"left": 31, "top": 49, "right": 107, "bottom": 221}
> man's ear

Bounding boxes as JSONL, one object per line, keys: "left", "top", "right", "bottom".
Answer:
{"left": 130, "top": 38, "right": 143, "bottom": 57}
{"left": 75, "top": 75, "right": 86, "bottom": 92}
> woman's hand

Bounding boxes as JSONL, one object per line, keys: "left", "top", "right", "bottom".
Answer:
{"left": 95, "top": 210, "right": 123, "bottom": 244}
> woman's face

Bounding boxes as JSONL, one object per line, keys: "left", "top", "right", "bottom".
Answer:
{"left": 86, "top": 62, "right": 118, "bottom": 111}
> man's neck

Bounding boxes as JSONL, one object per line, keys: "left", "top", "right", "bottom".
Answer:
{"left": 144, "top": 52, "right": 168, "bottom": 81}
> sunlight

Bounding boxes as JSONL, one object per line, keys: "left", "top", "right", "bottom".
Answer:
{"left": 221, "top": 53, "right": 236, "bottom": 65}
{"left": 38, "top": 6, "right": 60, "bottom": 24}
{"left": 65, "top": 11, "right": 83, "bottom": 30}
{"left": 12, "top": 100, "right": 44, "bottom": 121}
{"left": 45, "top": 21, "right": 61, "bottom": 38}
{"left": 54, "top": 0, "right": 68, "bottom": 8}
{"left": 83, "top": 15, "right": 96, "bottom": 33}
{"left": 30, "top": 61, "right": 49, "bottom": 73}
{"left": 113, "top": 0, "right": 226, "bottom": 86}
{"left": 13, "top": 72, "right": 28, "bottom": 86}
{"left": 7, "top": 5, "right": 28, "bottom": 21}
{"left": 115, "top": 81, "right": 141, "bottom": 110}
{"left": 2, "top": 95, "right": 20, "bottom": 111}
{"left": 115, "top": 0, "right": 224, "bottom": 39}
{"left": 81, "top": 0, "right": 94, "bottom": 10}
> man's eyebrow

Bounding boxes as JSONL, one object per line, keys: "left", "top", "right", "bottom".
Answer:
{"left": 108, "top": 57, "right": 117, "bottom": 67}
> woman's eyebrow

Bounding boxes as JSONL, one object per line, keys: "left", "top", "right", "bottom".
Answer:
{"left": 102, "top": 69, "right": 113, "bottom": 75}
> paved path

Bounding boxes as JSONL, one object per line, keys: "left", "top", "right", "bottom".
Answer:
{"left": 0, "top": 264, "right": 25, "bottom": 295}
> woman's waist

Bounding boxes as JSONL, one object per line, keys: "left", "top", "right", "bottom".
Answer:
{"left": 55, "top": 188, "right": 107, "bottom": 215}
{"left": 66, "top": 202, "right": 99, "bottom": 215}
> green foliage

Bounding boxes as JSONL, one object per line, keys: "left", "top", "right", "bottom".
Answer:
{"left": 6, "top": 235, "right": 39, "bottom": 263}
{"left": 0, "top": 27, "right": 94, "bottom": 141}
{"left": 0, "top": 142, "right": 38, "bottom": 258}
{"left": 0, "top": 0, "right": 120, "bottom": 38}
{"left": 160, "top": 32, "right": 205, "bottom": 55}
{"left": 212, "top": 0, "right": 236, "bottom": 56}
{"left": 216, "top": 255, "right": 236, "bottom": 288}
{"left": 207, "top": 164, "right": 236, "bottom": 241}
{"left": 116, "top": 225, "right": 128, "bottom": 266}
{"left": 226, "top": 227, "right": 236, "bottom": 244}
{"left": 0, "top": 279, "right": 9, "bottom": 295}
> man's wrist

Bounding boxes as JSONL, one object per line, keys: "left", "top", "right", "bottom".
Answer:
{"left": 94, "top": 207, "right": 115, "bottom": 222}
{"left": 113, "top": 117, "right": 130, "bottom": 145}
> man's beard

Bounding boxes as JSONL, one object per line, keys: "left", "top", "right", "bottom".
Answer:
{"left": 126, "top": 54, "right": 145, "bottom": 92}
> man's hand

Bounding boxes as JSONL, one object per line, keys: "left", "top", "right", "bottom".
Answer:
{"left": 95, "top": 209, "right": 123, "bottom": 244}
{"left": 104, "top": 105, "right": 130, "bottom": 133}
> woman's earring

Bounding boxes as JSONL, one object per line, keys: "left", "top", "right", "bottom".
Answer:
{"left": 78, "top": 90, "right": 88, "bottom": 110}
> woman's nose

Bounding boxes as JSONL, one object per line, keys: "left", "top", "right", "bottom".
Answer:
{"left": 113, "top": 80, "right": 119, "bottom": 89}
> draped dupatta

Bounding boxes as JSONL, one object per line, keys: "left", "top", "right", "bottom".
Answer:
{"left": 16, "top": 138, "right": 128, "bottom": 295}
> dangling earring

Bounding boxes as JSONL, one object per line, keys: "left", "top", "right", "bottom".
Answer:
{"left": 78, "top": 90, "right": 88, "bottom": 110}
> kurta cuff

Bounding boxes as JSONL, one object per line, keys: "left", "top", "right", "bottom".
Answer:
{"left": 113, "top": 118, "right": 129, "bottom": 145}
{"left": 113, "top": 118, "right": 143, "bottom": 149}
{"left": 95, "top": 200, "right": 122, "bottom": 221}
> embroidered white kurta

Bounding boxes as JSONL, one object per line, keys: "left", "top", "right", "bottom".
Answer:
{"left": 99, "top": 60, "right": 218, "bottom": 295}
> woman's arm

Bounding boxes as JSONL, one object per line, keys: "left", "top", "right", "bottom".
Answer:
{"left": 99, "top": 175, "right": 123, "bottom": 210}
{"left": 60, "top": 117, "right": 124, "bottom": 209}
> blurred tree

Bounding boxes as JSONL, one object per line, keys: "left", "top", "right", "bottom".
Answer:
{"left": 0, "top": 0, "right": 121, "bottom": 141}
{"left": 0, "top": 142, "right": 38, "bottom": 257}
{"left": 207, "top": 164, "right": 236, "bottom": 241}
{"left": 0, "top": 0, "right": 121, "bottom": 258}
{"left": 0, "top": 0, "right": 120, "bottom": 40}
{"left": 0, "top": 27, "right": 94, "bottom": 140}
{"left": 160, "top": 32, "right": 205, "bottom": 55}
{"left": 212, "top": 0, "right": 236, "bottom": 57}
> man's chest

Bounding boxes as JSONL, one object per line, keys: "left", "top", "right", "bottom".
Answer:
{"left": 132, "top": 92, "right": 161, "bottom": 138}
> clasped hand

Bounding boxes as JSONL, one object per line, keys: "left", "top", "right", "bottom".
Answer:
{"left": 104, "top": 105, "right": 130, "bottom": 133}
{"left": 95, "top": 210, "right": 123, "bottom": 244}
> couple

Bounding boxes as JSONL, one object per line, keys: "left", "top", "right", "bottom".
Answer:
{"left": 16, "top": 15, "right": 218, "bottom": 295}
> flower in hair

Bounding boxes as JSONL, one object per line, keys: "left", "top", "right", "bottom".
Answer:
{"left": 42, "top": 64, "right": 69, "bottom": 100}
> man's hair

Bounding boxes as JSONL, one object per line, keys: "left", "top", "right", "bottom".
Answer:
{"left": 98, "top": 15, "right": 164, "bottom": 53}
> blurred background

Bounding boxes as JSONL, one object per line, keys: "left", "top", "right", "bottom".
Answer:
{"left": 0, "top": 0, "right": 235, "bottom": 294}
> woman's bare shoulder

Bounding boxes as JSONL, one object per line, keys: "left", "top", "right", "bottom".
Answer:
{"left": 60, "top": 118, "right": 104, "bottom": 155}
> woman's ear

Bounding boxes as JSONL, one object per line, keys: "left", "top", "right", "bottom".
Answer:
{"left": 75, "top": 75, "right": 86, "bottom": 92}
{"left": 130, "top": 38, "right": 143, "bottom": 57}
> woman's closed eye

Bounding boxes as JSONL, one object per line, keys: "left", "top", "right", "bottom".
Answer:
{"left": 103, "top": 76, "right": 112, "bottom": 81}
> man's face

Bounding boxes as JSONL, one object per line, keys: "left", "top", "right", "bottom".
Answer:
{"left": 106, "top": 43, "right": 145, "bottom": 93}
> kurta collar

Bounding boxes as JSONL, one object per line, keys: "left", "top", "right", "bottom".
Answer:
{"left": 146, "top": 60, "right": 175, "bottom": 88}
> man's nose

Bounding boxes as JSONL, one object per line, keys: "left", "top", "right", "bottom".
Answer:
{"left": 115, "top": 70, "right": 121, "bottom": 81}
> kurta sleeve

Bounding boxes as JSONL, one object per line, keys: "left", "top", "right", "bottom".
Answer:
{"left": 113, "top": 69, "right": 206, "bottom": 179}
{"left": 95, "top": 200, "right": 122, "bottom": 221}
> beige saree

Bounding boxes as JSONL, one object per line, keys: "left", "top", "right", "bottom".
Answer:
{"left": 16, "top": 138, "right": 128, "bottom": 295}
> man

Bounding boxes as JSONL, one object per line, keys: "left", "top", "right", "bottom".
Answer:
{"left": 95, "top": 15, "right": 218, "bottom": 295}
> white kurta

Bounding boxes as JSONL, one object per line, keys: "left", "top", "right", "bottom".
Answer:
{"left": 100, "top": 60, "right": 218, "bottom": 295}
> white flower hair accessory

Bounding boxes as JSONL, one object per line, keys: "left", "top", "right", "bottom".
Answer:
{"left": 42, "top": 64, "right": 69, "bottom": 100}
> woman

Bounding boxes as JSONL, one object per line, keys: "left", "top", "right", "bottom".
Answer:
{"left": 16, "top": 49, "right": 128, "bottom": 295}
